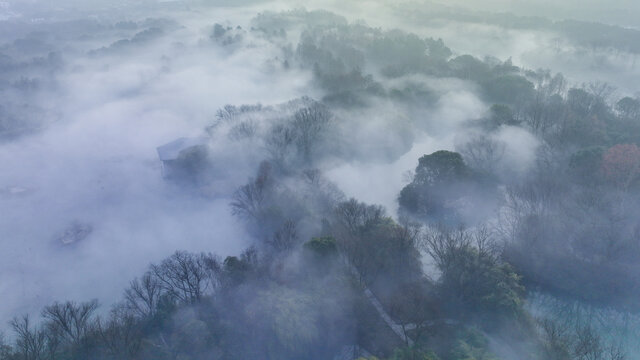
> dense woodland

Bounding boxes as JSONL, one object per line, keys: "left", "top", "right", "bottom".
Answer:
{"left": 2, "top": 5, "right": 640, "bottom": 360}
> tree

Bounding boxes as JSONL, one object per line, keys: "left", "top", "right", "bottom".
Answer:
{"left": 388, "top": 347, "right": 439, "bottom": 360}
{"left": 333, "top": 198, "right": 386, "bottom": 237}
{"left": 601, "top": 144, "right": 640, "bottom": 190}
{"left": 221, "top": 248, "right": 259, "bottom": 288}
{"left": 291, "top": 102, "right": 332, "bottom": 161}
{"left": 41, "top": 300, "right": 99, "bottom": 347}
{"left": 124, "top": 272, "right": 163, "bottom": 318}
{"left": 332, "top": 199, "right": 387, "bottom": 283}
{"left": 150, "top": 251, "right": 220, "bottom": 304}
{"left": 422, "top": 227, "right": 524, "bottom": 325}
{"left": 267, "top": 219, "right": 299, "bottom": 253}
{"left": 231, "top": 161, "right": 275, "bottom": 227}
{"left": 266, "top": 123, "right": 296, "bottom": 167}
{"left": 399, "top": 151, "right": 476, "bottom": 223}
{"left": 212, "top": 23, "right": 226, "bottom": 39}
{"left": 387, "top": 281, "right": 438, "bottom": 345}
{"left": 304, "top": 236, "right": 338, "bottom": 258}
{"left": 450, "top": 328, "right": 498, "bottom": 360}
{"left": 569, "top": 147, "right": 604, "bottom": 185}
{"left": 458, "top": 135, "right": 505, "bottom": 176}
{"left": 332, "top": 199, "right": 424, "bottom": 293}
{"left": 449, "top": 55, "right": 492, "bottom": 82}
{"left": 97, "top": 307, "right": 143, "bottom": 360}
{"left": 539, "top": 319, "right": 626, "bottom": 360}
{"left": 615, "top": 97, "right": 640, "bottom": 120}
{"left": 413, "top": 151, "right": 471, "bottom": 187}
{"left": 539, "top": 319, "right": 572, "bottom": 360}
{"left": 488, "top": 104, "right": 517, "bottom": 128}
{"left": 10, "top": 316, "right": 47, "bottom": 360}
{"left": 483, "top": 74, "right": 535, "bottom": 106}
{"left": 245, "top": 286, "right": 320, "bottom": 358}
{"left": 0, "top": 333, "right": 14, "bottom": 360}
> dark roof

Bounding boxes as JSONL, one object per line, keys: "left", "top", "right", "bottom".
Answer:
{"left": 156, "top": 137, "right": 208, "bottom": 161}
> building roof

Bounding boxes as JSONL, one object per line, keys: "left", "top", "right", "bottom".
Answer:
{"left": 156, "top": 136, "right": 209, "bottom": 161}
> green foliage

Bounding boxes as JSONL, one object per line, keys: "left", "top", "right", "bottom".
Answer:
{"left": 424, "top": 229, "right": 525, "bottom": 325}
{"left": 482, "top": 74, "right": 535, "bottom": 106}
{"left": 414, "top": 151, "right": 471, "bottom": 187}
{"left": 450, "top": 328, "right": 498, "bottom": 360}
{"left": 569, "top": 147, "right": 605, "bottom": 184}
{"left": 449, "top": 55, "right": 492, "bottom": 82}
{"left": 399, "top": 151, "right": 478, "bottom": 224}
{"left": 222, "top": 249, "right": 257, "bottom": 287}
{"left": 488, "top": 104, "right": 517, "bottom": 128}
{"left": 616, "top": 97, "right": 640, "bottom": 119}
{"left": 304, "top": 236, "right": 338, "bottom": 257}
{"left": 389, "top": 347, "right": 440, "bottom": 360}
{"left": 333, "top": 199, "right": 423, "bottom": 287}
{"left": 444, "top": 246, "right": 524, "bottom": 321}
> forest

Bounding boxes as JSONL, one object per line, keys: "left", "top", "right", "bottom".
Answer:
{"left": 1, "top": 1, "right": 640, "bottom": 359}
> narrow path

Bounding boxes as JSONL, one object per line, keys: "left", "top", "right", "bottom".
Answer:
{"left": 363, "top": 287, "right": 414, "bottom": 346}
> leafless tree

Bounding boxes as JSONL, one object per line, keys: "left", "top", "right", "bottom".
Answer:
{"left": 124, "top": 272, "right": 163, "bottom": 318}
{"left": 231, "top": 162, "right": 273, "bottom": 223}
{"left": 574, "top": 325, "right": 604, "bottom": 360}
{"left": 291, "top": 102, "right": 332, "bottom": 160}
{"left": 331, "top": 199, "right": 387, "bottom": 283}
{"left": 228, "top": 119, "right": 258, "bottom": 140}
{"left": 0, "top": 332, "right": 12, "bottom": 359}
{"left": 10, "top": 315, "right": 47, "bottom": 360}
{"left": 216, "top": 104, "right": 238, "bottom": 123}
{"left": 267, "top": 220, "right": 298, "bottom": 253}
{"left": 539, "top": 318, "right": 570, "bottom": 357}
{"left": 421, "top": 226, "right": 471, "bottom": 270}
{"left": 333, "top": 198, "right": 385, "bottom": 237}
{"left": 150, "top": 251, "right": 220, "bottom": 304}
{"left": 265, "top": 123, "right": 296, "bottom": 166}
{"left": 97, "top": 306, "right": 143, "bottom": 360}
{"left": 457, "top": 134, "right": 505, "bottom": 175}
{"left": 526, "top": 72, "right": 567, "bottom": 135}
{"left": 539, "top": 318, "right": 627, "bottom": 360}
{"left": 421, "top": 226, "right": 498, "bottom": 268}
{"left": 41, "top": 300, "right": 98, "bottom": 346}
{"left": 587, "top": 82, "right": 616, "bottom": 104}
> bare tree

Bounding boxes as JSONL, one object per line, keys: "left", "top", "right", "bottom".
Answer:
{"left": 539, "top": 318, "right": 572, "bottom": 360}
{"left": 265, "top": 123, "right": 296, "bottom": 166}
{"left": 228, "top": 119, "right": 258, "bottom": 140}
{"left": 10, "top": 316, "right": 47, "bottom": 360}
{"left": 41, "top": 300, "right": 99, "bottom": 346}
{"left": 420, "top": 226, "right": 472, "bottom": 270}
{"left": 457, "top": 134, "right": 505, "bottom": 176}
{"left": 124, "top": 272, "right": 163, "bottom": 318}
{"left": 97, "top": 306, "right": 143, "bottom": 360}
{"left": 216, "top": 104, "right": 239, "bottom": 123}
{"left": 291, "top": 102, "right": 332, "bottom": 161}
{"left": 331, "top": 199, "right": 388, "bottom": 283}
{"left": 267, "top": 220, "right": 298, "bottom": 253}
{"left": 150, "top": 251, "right": 220, "bottom": 304}
{"left": 231, "top": 162, "right": 273, "bottom": 223}
{"left": 0, "top": 332, "right": 13, "bottom": 359}
{"left": 574, "top": 325, "right": 603, "bottom": 360}
{"left": 333, "top": 198, "right": 385, "bottom": 237}
{"left": 539, "top": 318, "right": 627, "bottom": 360}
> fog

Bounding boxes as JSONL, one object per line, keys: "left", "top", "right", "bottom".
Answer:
{"left": 1, "top": 0, "right": 639, "bottom": 359}
{"left": 0, "top": 0, "right": 312, "bottom": 325}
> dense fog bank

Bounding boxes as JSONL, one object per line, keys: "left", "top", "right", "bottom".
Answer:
{"left": 1, "top": 1, "right": 640, "bottom": 359}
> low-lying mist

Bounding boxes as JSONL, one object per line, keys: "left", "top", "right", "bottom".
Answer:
{"left": 2, "top": 1, "right": 640, "bottom": 359}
